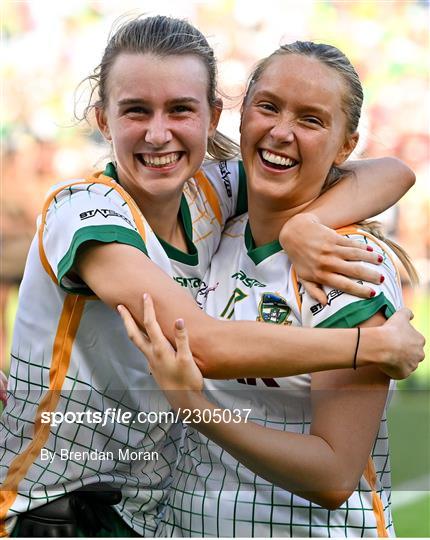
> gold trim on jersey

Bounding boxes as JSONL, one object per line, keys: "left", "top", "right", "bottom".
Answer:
{"left": 194, "top": 170, "right": 222, "bottom": 226}
{"left": 291, "top": 266, "right": 302, "bottom": 311}
{"left": 363, "top": 457, "right": 389, "bottom": 537}
{"left": 0, "top": 295, "right": 86, "bottom": 536}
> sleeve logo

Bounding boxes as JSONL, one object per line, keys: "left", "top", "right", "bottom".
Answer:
{"left": 80, "top": 209, "right": 134, "bottom": 228}
{"left": 218, "top": 161, "right": 232, "bottom": 198}
{"left": 310, "top": 287, "right": 345, "bottom": 316}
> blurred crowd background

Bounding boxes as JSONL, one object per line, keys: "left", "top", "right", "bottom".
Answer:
{"left": 3, "top": 0, "right": 428, "bottom": 384}
{"left": 1, "top": 0, "right": 429, "bottom": 535}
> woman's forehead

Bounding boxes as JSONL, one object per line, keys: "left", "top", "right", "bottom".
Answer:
{"left": 107, "top": 52, "right": 210, "bottom": 102}
{"left": 251, "top": 54, "right": 346, "bottom": 111}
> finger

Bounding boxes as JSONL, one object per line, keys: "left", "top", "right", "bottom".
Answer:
{"left": 336, "top": 236, "right": 375, "bottom": 252}
{"left": 174, "top": 319, "right": 193, "bottom": 360}
{"left": 326, "top": 259, "right": 384, "bottom": 285}
{"left": 333, "top": 246, "right": 383, "bottom": 266}
{"left": 300, "top": 280, "right": 327, "bottom": 305}
{"left": 117, "top": 304, "right": 150, "bottom": 353}
{"left": 142, "top": 293, "right": 167, "bottom": 343}
{"left": 318, "top": 274, "right": 376, "bottom": 299}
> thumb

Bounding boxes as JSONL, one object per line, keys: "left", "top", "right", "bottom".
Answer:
{"left": 174, "top": 319, "right": 192, "bottom": 359}
{"left": 386, "top": 307, "right": 414, "bottom": 326}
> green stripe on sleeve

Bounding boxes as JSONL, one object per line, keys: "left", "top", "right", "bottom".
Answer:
{"left": 315, "top": 292, "right": 396, "bottom": 329}
{"left": 235, "top": 161, "right": 248, "bottom": 216}
{"left": 57, "top": 225, "right": 147, "bottom": 294}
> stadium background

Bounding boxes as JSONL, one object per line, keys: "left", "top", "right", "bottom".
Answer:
{"left": 1, "top": 0, "right": 429, "bottom": 536}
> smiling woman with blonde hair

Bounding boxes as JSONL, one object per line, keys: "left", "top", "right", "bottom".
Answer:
{"left": 119, "top": 40, "right": 424, "bottom": 537}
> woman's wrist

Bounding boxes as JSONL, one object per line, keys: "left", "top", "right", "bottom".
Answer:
{"left": 166, "top": 389, "right": 210, "bottom": 418}
{"left": 355, "top": 326, "right": 386, "bottom": 368}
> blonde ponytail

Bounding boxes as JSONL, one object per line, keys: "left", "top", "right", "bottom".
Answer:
{"left": 207, "top": 130, "right": 240, "bottom": 161}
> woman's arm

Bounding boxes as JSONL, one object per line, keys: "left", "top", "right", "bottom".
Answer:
{"left": 279, "top": 158, "right": 415, "bottom": 301}
{"left": 76, "top": 242, "right": 424, "bottom": 379}
{"left": 118, "top": 297, "right": 391, "bottom": 509}
{"left": 305, "top": 157, "right": 414, "bottom": 228}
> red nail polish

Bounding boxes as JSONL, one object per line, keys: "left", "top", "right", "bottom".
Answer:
{"left": 366, "top": 246, "right": 374, "bottom": 252}
{"left": 380, "top": 275, "right": 385, "bottom": 284}
{"left": 370, "top": 289, "right": 376, "bottom": 297}
{"left": 377, "top": 255, "right": 383, "bottom": 263}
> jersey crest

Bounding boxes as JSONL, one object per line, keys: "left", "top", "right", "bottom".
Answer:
{"left": 257, "top": 292, "right": 292, "bottom": 324}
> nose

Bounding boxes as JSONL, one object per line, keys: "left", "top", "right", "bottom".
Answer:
{"left": 270, "top": 116, "right": 295, "bottom": 143}
{"left": 144, "top": 113, "right": 172, "bottom": 147}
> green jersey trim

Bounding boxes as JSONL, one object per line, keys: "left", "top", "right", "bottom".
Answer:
{"left": 315, "top": 292, "right": 396, "bottom": 329}
{"left": 156, "top": 195, "right": 198, "bottom": 266}
{"left": 236, "top": 161, "right": 248, "bottom": 216}
{"left": 57, "top": 225, "right": 148, "bottom": 294}
{"left": 104, "top": 162, "right": 198, "bottom": 266}
{"left": 103, "top": 162, "right": 119, "bottom": 181}
{"left": 244, "top": 221, "right": 282, "bottom": 265}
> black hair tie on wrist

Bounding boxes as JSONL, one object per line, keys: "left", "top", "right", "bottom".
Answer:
{"left": 353, "top": 327, "right": 361, "bottom": 370}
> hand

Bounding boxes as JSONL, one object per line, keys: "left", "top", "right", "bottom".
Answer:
{"left": 279, "top": 213, "right": 384, "bottom": 304}
{"left": 117, "top": 294, "right": 203, "bottom": 400}
{"left": 0, "top": 370, "right": 7, "bottom": 407}
{"left": 378, "top": 308, "right": 425, "bottom": 379}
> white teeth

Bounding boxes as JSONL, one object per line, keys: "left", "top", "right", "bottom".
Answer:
{"left": 261, "top": 150, "right": 296, "bottom": 168}
{"left": 142, "top": 152, "right": 180, "bottom": 167}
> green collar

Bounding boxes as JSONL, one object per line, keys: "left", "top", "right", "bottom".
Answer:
{"left": 103, "top": 162, "right": 119, "bottom": 182}
{"left": 244, "top": 221, "right": 282, "bottom": 265}
{"left": 103, "top": 162, "right": 198, "bottom": 266}
{"left": 156, "top": 196, "right": 198, "bottom": 266}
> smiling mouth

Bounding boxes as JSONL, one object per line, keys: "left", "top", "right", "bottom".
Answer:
{"left": 137, "top": 152, "right": 183, "bottom": 168}
{"left": 259, "top": 149, "right": 298, "bottom": 170}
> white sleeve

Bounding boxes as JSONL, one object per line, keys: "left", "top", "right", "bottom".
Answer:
{"left": 42, "top": 182, "right": 147, "bottom": 293}
{"left": 301, "top": 234, "right": 403, "bottom": 329}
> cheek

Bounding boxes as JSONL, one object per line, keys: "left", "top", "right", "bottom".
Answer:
{"left": 112, "top": 120, "right": 139, "bottom": 142}
{"left": 182, "top": 119, "right": 210, "bottom": 151}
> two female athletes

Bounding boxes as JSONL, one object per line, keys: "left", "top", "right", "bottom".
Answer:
{"left": 120, "top": 36, "right": 424, "bottom": 538}
{"left": 0, "top": 15, "right": 424, "bottom": 537}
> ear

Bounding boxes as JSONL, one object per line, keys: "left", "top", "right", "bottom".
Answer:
{"left": 333, "top": 132, "right": 359, "bottom": 166}
{"left": 95, "top": 106, "right": 111, "bottom": 141}
{"left": 208, "top": 98, "right": 223, "bottom": 137}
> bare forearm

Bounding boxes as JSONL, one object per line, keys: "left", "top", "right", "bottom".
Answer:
{"left": 78, "top": 243, "right": 413, "bottom": 381}
{"left": 306, "top": 157, "right": 414, "bottom": 228}
{"left": 193, "top": 320, "right": 384, "bottom": 378}
{"left": 179, "top": 392, "right": 350, "bottom": 508}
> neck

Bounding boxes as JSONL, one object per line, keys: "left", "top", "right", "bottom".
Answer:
{"left": 129, "top": 187, "right": 187, "bottom": 249}
{"left": 248, "top": 197, "right": 316, "bottom": 247}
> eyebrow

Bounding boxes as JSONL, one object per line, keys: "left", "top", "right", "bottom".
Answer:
{"left": 252, "top": 90, "right": 332, "bottom": 117}
{"left": 117, "top": 97, "right": 201, "bottom": 106}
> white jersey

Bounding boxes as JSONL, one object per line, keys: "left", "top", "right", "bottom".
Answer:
{"left": 0, "top": 160, "right": 246, "bottom": 537}
{"left": 161, "top": 216, "right": 402, "bottom": 538}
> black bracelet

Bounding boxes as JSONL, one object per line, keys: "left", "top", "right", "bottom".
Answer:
{"left": 353, "top": 327, "right": 361, "bottom": 370}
